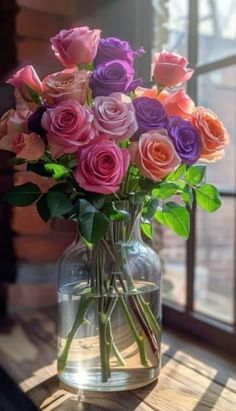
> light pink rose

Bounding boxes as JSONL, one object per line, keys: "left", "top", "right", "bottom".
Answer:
{"left": 160, "top": 89, "right": 195, "bottom": 119}
{"left": 93, "top": 93, "right": 137, "bottom": 142}
{"left": 42, "top": 68, "right": 89, "bottom": 105}
{"left": 0, "top": 132, "right": 45, "bottom": 161}
{"left": 41, "top": 99, "right": 95, "bottom": 158}
{"left": 75, "top": 136, "right": 130, "bottom": 194}
{"left": 130, "top": 129, "right": 180, "bottom": 181}
{"left": 0, "top": 109, "right": 31, "bottom": 138}
{"left": 152, "top": 50, "right": 193, "bottom": 87}
{"left": 7, "top": 65, "right": 43, "bottom": 102}
{"left": 50, "top": 26, "right": 101, "bottom": 68}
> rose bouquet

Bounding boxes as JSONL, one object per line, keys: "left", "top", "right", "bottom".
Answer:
{"left": 0, "top": 26, "right": 229, "bottom": 390}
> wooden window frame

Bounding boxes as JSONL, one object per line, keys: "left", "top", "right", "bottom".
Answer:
{"left": 162, "top": 0, "right": 236, "bottom": 355}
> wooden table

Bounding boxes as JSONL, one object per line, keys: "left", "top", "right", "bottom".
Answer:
{"left": 0, "top": 306, "right": 236, "bottom": 410}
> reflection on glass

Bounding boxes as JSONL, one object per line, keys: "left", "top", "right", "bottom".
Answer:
{"left": 195, "top": 199, "right": 234, "bottom": 323}
{"left": 153, "top": 222, "right": 186, "bottom": 305}
{"left": 198, "top": 65, "right": 236, "bottom": 190}
{"left": 199, "top": 0, "right": 236, "bottom": 64}
{"left": 152, "top": 0, "right": 188, "bottom": 56}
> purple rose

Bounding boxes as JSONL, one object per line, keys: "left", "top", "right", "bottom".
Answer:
{"left": 132, "top": 97, "right": 168, "bottom": 139}
{"left": 167, "top": 116, "right": 201, "bottom": 165}
{"left": 89, "top": 60, "right": 142, "bottom": 98}
{"left": 28, "top": 105, "right": 47, "bottom": 138}
{"left": 94, "top": 37, "right": 145, "bottom": 67}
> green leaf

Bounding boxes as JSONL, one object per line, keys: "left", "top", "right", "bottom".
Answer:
{"left": 100, "top": 202, "right": 130, "bottom": 222}
{"left": 49, "top": 182, "right": 74, "bottom": 194}
{"left": 152, "top": 182, "right": 178, "bottom": 200}
{"left": 154, "top": 202, "right": 190, "bottom": 239}
{"left": 139, "top": 178, "right": 156, "bottom": 191}
{"left": 165, "top": 164, "right": 186, "bottom": 181}
{"left": 46, "top": 191, "right": 72, "bottom": 217}
{"left": 27, "top": 162, "right": 51, "bottom": 177}
{"left": 185, "top": 165, "right": 206, "bottom": 185}
{"left": 141, "top": 222, "right": 152, "bottom": 240}
{"left": 142, "top": 198, "right": 159, "bottom": 220}
{"left": 195, "top": 184, "right": 221, "bottom": 212}
{"left": 4, "top": 182, "right": 41, "bottom": 206}
{"left": 78, "top": 199, "right": 110, "bottom": 243}
{"left": 44, "top": 163, "right": 70, "bottom": 181}
{"left": 182, "top": 185, "right": 193, "bottom": 207}
{"left": 36, "top": 195, "right": 51, "bottom": 222}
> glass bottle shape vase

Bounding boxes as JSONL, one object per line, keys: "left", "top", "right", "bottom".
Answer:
{"left": 58, "top": 201, "right": 162, "bottom": 391}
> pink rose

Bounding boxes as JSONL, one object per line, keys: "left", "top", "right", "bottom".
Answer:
{"left": 93, "top": 93, "right": 137, "bottom": 142}
{"left": 41, "top": 99, "right": 95, "bottom": 158}
{"left": 75, "top": 136, "right": 130, "bottom": 194}
{"left": 130, "top": 129, "right": 180, "bottom": 181}
{"left": 50, "top": 26, "right": 101, "bottom": 68}
{"left": 0, "top": 109, "right": 31, "bottom": 138}
{"left": 0, "top": 132, "right": 45, "bottom": 161}
{"left": 152, "top": 50, "right": 193, "bottom": 87}
{"left": 160, "top": 89, "right": 195, "bottom": 119}
{"left": 7, "top": 65, "right": 42, "bottom": 102}
{"left": 42, "top": 68, "right": 89, "bottom": 105}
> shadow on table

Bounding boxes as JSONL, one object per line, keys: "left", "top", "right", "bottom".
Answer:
{"left": 0, "top": 366, "right": 37, "bottom": 411}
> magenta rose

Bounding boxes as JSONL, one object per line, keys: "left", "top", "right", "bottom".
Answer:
{"left": 75, "top": 136, "right": 130, "bottom": 194}
{"left": 41, "top": 99, "right": 95, "bottom": 158}
{"left": 7, "top": 65, "right": 42, "bottom": 102}
{"left": 50, "top": 26, "right": 101, "bottom": 68}
{"left": 93, "top": 93, "right": 137, "bottom": 142}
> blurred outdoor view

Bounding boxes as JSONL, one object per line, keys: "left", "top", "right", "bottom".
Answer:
{"left": 154, "top": 0, "right": 236, "bottom": 323}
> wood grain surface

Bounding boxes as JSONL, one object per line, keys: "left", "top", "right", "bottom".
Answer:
{"left": 0, "top": 307, "right": 235, "bottom": 410}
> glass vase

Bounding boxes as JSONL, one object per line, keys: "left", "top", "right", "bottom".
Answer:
{"left": 57, "top": 201, "right": 162, "bottom": 391}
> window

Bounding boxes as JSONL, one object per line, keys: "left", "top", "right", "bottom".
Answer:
{"left": 152, "top": 0, "right": 236, "bottom": 354}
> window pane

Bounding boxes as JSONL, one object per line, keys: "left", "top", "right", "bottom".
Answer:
{"left": 194, "top": 199, "right": 235, "bottom": 323}
{"left": 153, "top": 223, "right": 186, "bottom": 306}
{"left": 198, "top": 65, "right": 236, "bottom": 190}
{"left": 198, "top": 0, "right": 236, "bottom": 64}
{"left": 152, "top": 0, "right": 188, "bottom": 56}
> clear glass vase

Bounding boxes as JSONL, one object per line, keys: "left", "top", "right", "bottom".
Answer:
{"left": 57, "top": 201, "right": 162, "bottom": 391}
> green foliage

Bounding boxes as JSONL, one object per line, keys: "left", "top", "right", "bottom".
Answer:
{"left": 78, "top": 199, "right": 110, "bottom": 243}
{"left": 46, "top": 191, "right": 72, "bottom": 217}
{"left": 142, "top": 198, "right": 159, "bottom": 220}
{"left": 44, "top": 163, "right": 70, "bottom": 181}
{"left": 4, "top": 183, "right": 41, "bottom": 206}
{"left": 195, "top": 184, "right": 221, "bottom": 212}
{"left": 141, "top": 222, "right": 152, "bottom": 240}
{"left": 152, "top": 182, "right": 179, "bottom": 200}
{"left": 182, "top": 185, "right": 193, "bottom": 206}
{"left": 185, "top": 165, "right": 206, "bottom": 185}
{"left": 165, "top": 164, "right": 186, "bottom": 181}
{"left": 27, "top": 162, "right": 51, "bottom": 177}
{"left": 36, "top": 195, "right": 51, "bottom": 222}
{"left": 155, "top": 202, "right": 190, "bottom": 239}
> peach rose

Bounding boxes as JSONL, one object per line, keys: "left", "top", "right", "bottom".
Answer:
{"left": 135, "top": 86, "right": 158, "bottom": 99}
{"left": 160, "top": 89, "right": 195, "bottom": 119}
{"left": 152, "top": 50, "right": 193, "bottom": 87}
{"left": 190, "top": 107, "right": 229, "bottom": 162}
{"left": 0, "top": 132, "right": 45, "bottom": 161}
{"left": 7, "top": 65, "right": 42, "bottom": 102}
{"left": 42, "top": 68, "right": 89, "bottom": 105}
{"left": 0, "top": 109, "right": 31, "bottom": 138}
{"left": 130, "top": 129, "right": 180, "bottom": 181}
